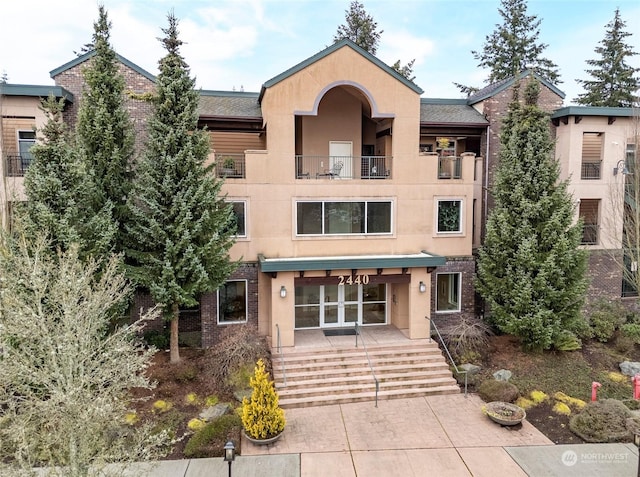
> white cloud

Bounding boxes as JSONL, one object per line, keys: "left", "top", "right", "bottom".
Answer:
{"left": 378, "top": 30, "right": 434, "bottom": 66}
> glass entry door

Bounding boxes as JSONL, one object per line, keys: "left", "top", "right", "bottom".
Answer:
{"left": 321, "top": 284, "right": 359, "bottom": 327}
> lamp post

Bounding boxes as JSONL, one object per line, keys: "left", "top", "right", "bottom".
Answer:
{"left": 223, "top": 440, "right": 236, "bottom": 477}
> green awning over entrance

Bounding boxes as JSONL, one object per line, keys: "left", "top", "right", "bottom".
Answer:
{"left": 258, "top": 251, "right": 446, "bottom": 273}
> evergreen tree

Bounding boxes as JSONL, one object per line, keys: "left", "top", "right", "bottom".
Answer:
{"left": 126, "top": 13, "right": 237, "bottom": 364}
{"left": 457, "top": 0, "right": 560, "bottom": 93}
{"left": 575, "top": 8, "right": 639, "bottom": 107}
{"left": 76, "top": 5, "right": 135, "bottom": 255}
{"left": 22, "top": 95, "right": 116, "bottom": 261}
{"left": 476, "top": 81, "right": 588, "bottom": 351}
{"left": 333, "top": 0, "right": 382, "bottom": 54}
{"left": 0, "top": 236, "right": 170, "bottom": 476}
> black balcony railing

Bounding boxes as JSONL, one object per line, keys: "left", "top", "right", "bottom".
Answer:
{"left": 581, "top": 161, "right": 601, "bottom": 180}
{"left": 295, "top": 155, "right": 392, "bottom": 180}
{"left": 5, "top": 154, "right": 32, "bottom": 177}
{"left": 581, "top": 224, "right": 599, "bottom": 245}
{"left": 214, "top": 153, "right": 245, "bottom": 179}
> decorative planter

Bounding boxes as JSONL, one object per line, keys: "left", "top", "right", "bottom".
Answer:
{"left": 483, "top": 401, "right": 526, "bottom": 426}
{"left": 243, "top": 430, "right": 283, "bottom": 446}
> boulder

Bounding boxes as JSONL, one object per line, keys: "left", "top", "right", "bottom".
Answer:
{"left": 199, "top": 403, "right": 230, "bottom": 421}
{"left": 493, "top": 369, "right": 512, "bottom": 382}
{"left": 619, "top": 361, "right": 640, "bottom": 377}
{"left": 459, "top": 363, "right": 481, "bottom": 375}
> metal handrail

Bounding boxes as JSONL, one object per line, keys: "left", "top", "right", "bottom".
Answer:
{"left": 354, "top": 323, "right": 380, "bottom": 407}
{"left": 429, "top": 317, "right": 468, "bottom": 398}
{"left": 275, "top": 324, "right": 286, "bottom": 386}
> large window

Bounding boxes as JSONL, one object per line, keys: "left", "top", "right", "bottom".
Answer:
{"left": 217, "top": 280, "right": 247, "bottom": 324}
{"left": 296, "top": 200, "right": 392, "bottom": 235}
{"left": 436, "top": 273, "right": 461, "bottom": 313}
{"left": 229, "top": 201, "right": 246, "bottom": 237}
{"left": 579, "top": 199, "right": 600, "bottom": 245}
{"left": 437, "top": 199, "right": 462, "bottom": 233}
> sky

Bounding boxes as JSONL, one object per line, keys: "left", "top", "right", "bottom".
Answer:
{"left": 1, "top": 0, "right": 639, "bottom": 105}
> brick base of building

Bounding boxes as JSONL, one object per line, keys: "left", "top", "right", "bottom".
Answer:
{"left": 131, "top": 262, "right": 259, "bottom": 348}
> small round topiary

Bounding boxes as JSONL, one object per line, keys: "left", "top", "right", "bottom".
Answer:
{"left": 478, "top": 379, "right": 519, "bottom": 403}
{"left": 569, "top": 399, "right": 640, "bottom": 443}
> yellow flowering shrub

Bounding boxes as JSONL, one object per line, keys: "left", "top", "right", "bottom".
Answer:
{"left": 553, "top": 392, "right": 586, "bottom": 410}
{"left": 185, "top": 393, "right": 200, "bottom": 406}
{"left": 152, "top": 399, "right": 173, "bottom": 413}
{"left": 204, "top": 395, "right": 219, "bottom": 407}
{"left": 124, "top": 411, "right": 139, "bottom": 425}
{"left": 607, "top": 372, "right": 628, "bottom": 383}
{"left": 187, "top": 418, "right": 206, "bottom": 431}
{"left": 515, "top": 397, "right": 535, "bottom": 410}
{"left": 553, "top": 402, "right": 571, "bottom": 415}
{"left": 530, "top": 390, "right": 549, "bottom": 404}
{"left": 241, "top": 359, "right": 286, "bottom": 440}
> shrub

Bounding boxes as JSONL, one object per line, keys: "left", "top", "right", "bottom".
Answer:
{"left": 569, "top": 399, "right": 640, "bottom": 442}
{"left": 553, "top": 392, "right": 586, "bottom": 411}
{"left": 143, "top": 328, "right": 170, "bottom": 349}
{"left": 530, "top": 390, "right": 549, "bottom": 404}
{"left": 184, "top": 414, "right": 242, "bottom": 458}
{"left": 241, "top": 359, "right": 286, "bottom": 440}
{"left": 441, "top": 317, "right": 493, "bottom": 361}
{"left": 188, "top": 418, "right": 206, "bottom": 431}
{"left": 152, "top": 399, "right": 173, "bottom": 413}
{"left": 204, "top": 395, "right": 219, "bottom": 407}
{"left": 185, "top": 392, "right": 200, "bottom": 406}
{"left": 553, "top": 330, "right": 581, "bottom": 351}
{"left": 623, "top": 399, "right": 640, "bottom": 411}
{"left": 607, "top": 372, "right": 628, "bottom": 384}
{"left": 553, "top": 402, "right": 571, "bottom": 415}
{"left": 477, "top": 379, "right": 519, "bottom": 403}
{"left": 205, "top": 325, "right": 270, "bottom": 392}
{"left": 588, "top": 299, "right": 627, "bottom": 342}
{"left": 515, "top": 397, "right": 535, "bottom": 410}
{"left": 621, "top": 323, "right": 640, "bottom": 345}
{"left": 174, "top": 364, "right": 198, "bottom": 383}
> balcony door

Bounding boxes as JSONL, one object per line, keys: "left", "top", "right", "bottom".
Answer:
{"left": 329, "top": 141, "right": 352, "bottom": 178}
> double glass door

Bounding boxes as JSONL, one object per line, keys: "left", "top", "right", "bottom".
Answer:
{"left": 321, "top": 284, "right": 359, "bottom": 327}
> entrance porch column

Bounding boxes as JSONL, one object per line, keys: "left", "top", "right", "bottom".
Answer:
{"left": 408, "top": 268, "right": 432, "bottom": 339}
{"left": 270, "top": 272, "right": 295, "bottom": 347}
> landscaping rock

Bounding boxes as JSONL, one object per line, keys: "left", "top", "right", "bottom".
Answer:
{"left": 619, "top": 361, "right": 640, "bottom": 377}
{"left": 199, "top": 403, "right": 230, "bottom": 421}
{"left": 459, "top": 363, "right": 481, "bottom": 375}
{"left": 493, "top": 369, "right": 512, "bottom": 381}
{"left": 233, "top": 389, "right": 252, "bottom": 402}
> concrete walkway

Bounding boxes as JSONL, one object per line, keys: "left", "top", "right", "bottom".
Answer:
{"left": 127, "top": 394, "right": 640, "bottom": 476}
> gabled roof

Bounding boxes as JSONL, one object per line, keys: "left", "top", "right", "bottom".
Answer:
{"left": 420, "top": 98, "right": 488, "bottom": 126}
{"left": 198, "top": 90, "right": 261, "bottom": 118}
{"left": 49, "top": 50, "right": 156, "bottom": 83}
{"left": 551, "top": 106, "right": 637, "bottom": 119}
{"left": 0, "top": 83, "right": 74, "bottom": 102}
{"left": 466, "top": 69, "right": 565, "bottom": 104}
{"left": 258, "top": 39, "right": 423, "bottom": 103}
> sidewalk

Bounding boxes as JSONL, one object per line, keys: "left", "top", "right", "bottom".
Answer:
{"left": 131, "top": 394, "right": 640, "bottom": 476}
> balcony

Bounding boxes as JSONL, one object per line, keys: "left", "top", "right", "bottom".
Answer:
{"left": 214, "top": 153, "right": 245, "bottom": 179}
{"left": 294, "top": 155, "right": 392, "bottom": 180}
{"left": 581, "top": 161, "right": 601, "bottom": 180}
{"left": 438, "top": 156, "right": 462, "bottom": 179}
{"left": 5, "top": 154, "right": 32, "bottom": 177}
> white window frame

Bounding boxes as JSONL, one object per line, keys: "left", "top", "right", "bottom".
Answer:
{"left": 435, "top": 272, "right": 461, "bottom": 313}
{"left": 217, "top": 279, "right": 248, "bottom": 324}
{"left": 435, "top": 198, "right": 463, "bottom": 234}
{"left": 295, "top": 199, "right": 393, "bottom": 236}
{"left": 227, "top": 200, "right": 247, "bottom": 239}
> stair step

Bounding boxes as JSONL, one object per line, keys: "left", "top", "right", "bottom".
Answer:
{"left": 278, "top": 385, "right": 462, "bottom": 408}
{"left": 275, "top": 369, "right": 453, "bottom": 388}
{"left": 274, "top": 362, "right": 451, "bottom": 381}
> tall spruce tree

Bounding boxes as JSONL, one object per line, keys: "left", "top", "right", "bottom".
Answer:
{"left": 76, "top": 5, "right": 135, "bottom": 255}
{"left": 126, "top": 13, "right": 237, "bottom": 364}
{"left": 456, "top": 0, "right": 560, "bottom": 94}
{"left": 22, "top": 96, "right": 116, "bottom": 261}
{"left": 476, "top": 81, "right": 588, "bottom": 351}
{"left": 333, "top": 0, "right": 382, "bottom": 54}
{"left": 575, "top": 8, "right": 639, "bottom": 107}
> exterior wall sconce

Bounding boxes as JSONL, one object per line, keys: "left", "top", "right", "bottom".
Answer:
{"left": 280, "top": 285, "right": 287, "bottom": 298}
{"left": 614, "top": 159, "right": 630, "bottom": 176}
{"left": 419, "top": 281, "right": 427, "bottom": 293}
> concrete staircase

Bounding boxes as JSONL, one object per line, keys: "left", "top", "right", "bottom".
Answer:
{"left": 272, "top": 341, "right": 460, "bottom": 408}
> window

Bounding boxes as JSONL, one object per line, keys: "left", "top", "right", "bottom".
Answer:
{"left": 296, "top": 200, "right": 392, "bottom": 235}
{"left": 581, "top": 132, "right": 603, "bottom": 179}
{"left": 437, "top": 199, "right": 462, "bottom": 233}
{"left": 579, "top": 199, "right": 600, "bottom": 245}
{"left": 217, "top": 280, "right": 247, "bottom": 323}
{"left": 18, "top": 130, "right": 36, "bottom": 159}
{"left": 229, "top": 201, "right": 246, "bottom": 237}
{"left": 436, "top": 273, "right": 461, "bottom": 312}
